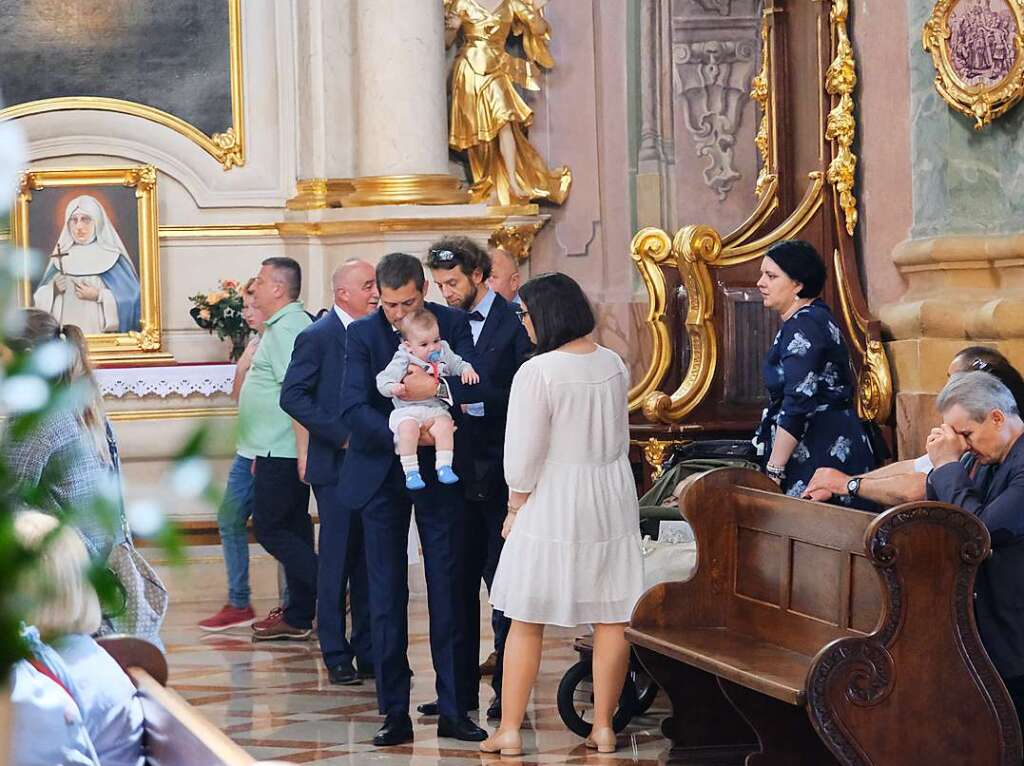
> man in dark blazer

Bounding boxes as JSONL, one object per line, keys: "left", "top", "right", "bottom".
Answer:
{"left": 339, "top": 252, "right": 491, "bottom": 747}
{"left": 926, "top": 370, "right": 1024, "bottom": 728}
{"left": 280, "top": 259, "right": 379, "bottom": 685}
{"left": 422, "top": 237, "right": 531, "bottom": 721}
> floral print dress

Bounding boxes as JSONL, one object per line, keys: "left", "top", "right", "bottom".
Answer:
{"left": 753, "top": 299, "right": 877, "bottom": 507}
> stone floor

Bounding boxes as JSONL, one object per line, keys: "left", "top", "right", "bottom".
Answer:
{"left": 165, "top": 595, "right": 675, "bottom": 765}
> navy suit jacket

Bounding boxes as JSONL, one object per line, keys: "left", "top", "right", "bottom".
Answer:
{"left": 928, "top": 435, "right": 1024, "bottom": 678}
{"left": 339, "top": 302, "right": 485, "bottom": 509}
{"left": 461, "top": 293, "right": 532, "bottom": 463}
{"left": 280, "top": 310, "right": 349, "bottom": 487}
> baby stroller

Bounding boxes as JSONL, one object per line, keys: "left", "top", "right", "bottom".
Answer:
{"left": 555, "top": 439, "right": 758, "bottom": 736}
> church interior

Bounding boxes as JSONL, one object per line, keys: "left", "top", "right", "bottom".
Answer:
{"left": 3, "top": 0, "right": 1024, "bottom": 764}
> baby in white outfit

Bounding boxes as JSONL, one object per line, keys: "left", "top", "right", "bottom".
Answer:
{"left": 376, "top": 309, "right": 479, "bottom": 489}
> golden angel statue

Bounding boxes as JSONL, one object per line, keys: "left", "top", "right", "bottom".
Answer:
{"left": 445, "top": 0, "right": 572, "bottom": 207}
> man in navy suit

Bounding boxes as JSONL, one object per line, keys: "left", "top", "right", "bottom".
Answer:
{"left": 420, "top": 237, "right": 531, "bottom": 721}
{"left": 280, "top": 260, "right": 378, "bottom": 685}
{"left": 339, "top": 252, "right": 490, "bottom": 746}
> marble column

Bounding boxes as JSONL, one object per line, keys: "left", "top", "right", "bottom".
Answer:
{"left": 287, "top": 0, "right": 358, "bottom": 210}
{"left": 344, "top": 0, "right": 469, "bottom": 205}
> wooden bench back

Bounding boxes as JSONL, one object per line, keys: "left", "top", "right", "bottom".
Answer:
{"left": 724, "top": 485, "right": 883, "bottom": 657}
{"left": 630, "top": 467, "right": 1023, "bottom": 764}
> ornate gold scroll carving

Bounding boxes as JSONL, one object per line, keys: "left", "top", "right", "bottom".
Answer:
{"left": 825, "top": 0, "right": 859, "bottom": 236}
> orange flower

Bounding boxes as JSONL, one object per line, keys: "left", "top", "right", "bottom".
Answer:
{"left": 207, "top": 290, "right": 228, "bottom": 305}
{"left": 221, "top": 279, "right": 239, "bottom": 290}
{"left": 198, "top": 308, "right": 211, "bottom": 320}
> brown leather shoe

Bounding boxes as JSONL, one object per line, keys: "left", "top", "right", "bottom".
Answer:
{"left": 252, "top": 607, "right": 284, "bottom": 632}
{"left": 479, "top": 651, "right": 498, "bottom": 676}
{"left": 251, "top": 612, "right": 312, "bottom": 641}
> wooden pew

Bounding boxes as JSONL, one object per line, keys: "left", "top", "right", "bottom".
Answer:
{"left": 626, "top": 467, "right": 1023, "bottom": 765}
{"left": 98, "top": 636, "right": 284, "bottom": 766}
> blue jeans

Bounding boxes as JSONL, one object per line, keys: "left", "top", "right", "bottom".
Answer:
{"left": 218, "top": 455, "right": 256, "bottom": 608}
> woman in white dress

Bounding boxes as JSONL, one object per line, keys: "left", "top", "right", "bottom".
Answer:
{"left": 481, "top": 273, "right": 644, "bottom": 756}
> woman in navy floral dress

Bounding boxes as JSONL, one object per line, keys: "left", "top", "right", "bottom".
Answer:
{"left": 752, "top": 240, "right": 877, "bottom": 505}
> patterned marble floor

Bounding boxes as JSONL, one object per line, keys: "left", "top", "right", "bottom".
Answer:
{"left": 164, "top": 593, "right": 676, "bottom": 765}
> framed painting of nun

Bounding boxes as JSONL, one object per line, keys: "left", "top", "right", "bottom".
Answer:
{"left": 11, "top": 165, "right": 171, "bottom": 364}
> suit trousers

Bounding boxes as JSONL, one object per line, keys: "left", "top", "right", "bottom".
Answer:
{"left": 313, "top": 479, "right": 372, "bottom": 671}
{"left": 457, "top": 473, "right": 511, "bottom": 708}
{"left": 253, "top": 456, "right": 316, "bottom": 629}
{"left": 361, "top": 461, "right": 465, "bottom": 719}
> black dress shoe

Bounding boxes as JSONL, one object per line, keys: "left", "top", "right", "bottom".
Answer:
{"left": 418, "top": 699, "right": 478, "bottom": 716}
{"left": 486, "top": 698, "right": 501, "bottom": 720}
{"left": 373, "top": 713, "right": 413, "bottom": 747}
{"left": 437, "top": 714, "right": 487, "bottom": 742}
{"left": 327, "top": 664, "right": 361, "bottom": 686}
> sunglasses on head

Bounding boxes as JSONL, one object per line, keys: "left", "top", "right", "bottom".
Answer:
{"left": 971, "top": 359, "right": 993, "bottom": 372}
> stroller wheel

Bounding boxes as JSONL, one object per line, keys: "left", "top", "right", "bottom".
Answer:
{"left": 556, "top": 659, "right": 636, "bottom": 737}
{"left": 632, "top": 666, "right": 658, "bottom": 714}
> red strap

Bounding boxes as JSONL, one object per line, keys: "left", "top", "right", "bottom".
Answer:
{"left": 430, "top": 361, "right": 440, "bottom": 383}
{"left": 28, "top": 658, "right": 72, "bottom": 698}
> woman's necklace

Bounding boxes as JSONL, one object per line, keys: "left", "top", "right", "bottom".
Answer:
{"left": 781, "top": 298, "right": 812, "bottom": 321}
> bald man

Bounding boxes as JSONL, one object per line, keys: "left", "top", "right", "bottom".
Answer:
{"left": 281, "top": 259, "right": 379, "bottom": 682}
{"left": 486, "top": 247, "right": 521, "bottom": 305}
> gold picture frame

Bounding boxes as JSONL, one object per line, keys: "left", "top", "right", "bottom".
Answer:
{"left": 12, "top": 165, "right": 172, "bottom": 366}
{"left": 924, "top": 0, "right": 1024, "bottom": 129}
{"left": 0, "top": 0, "right": 244, "bottom": 169}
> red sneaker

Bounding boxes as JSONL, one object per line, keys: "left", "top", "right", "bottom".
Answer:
{"left": 198, "top": 604, "right": 256, "bottom": 632}
{"left": 252, "top": 607, "right": 285, "bottom": 632}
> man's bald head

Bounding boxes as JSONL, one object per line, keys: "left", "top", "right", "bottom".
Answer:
{"left": 487, "top": 247, "right": 521, "bottom": 303}
{"left": 333, "top": 259, "right": 379, "bottom": 318}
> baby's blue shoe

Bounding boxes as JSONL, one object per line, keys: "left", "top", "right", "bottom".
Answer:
{"left": 437, "top": 465, "right": 459, "bottom": 485}
{"left": 405, "top": 471, "right": 426, "bottom": 491}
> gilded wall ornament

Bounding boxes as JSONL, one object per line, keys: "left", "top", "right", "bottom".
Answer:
{"left": 924, "top": 0, "right": 1024, "bottom": 129}
{"left": 445, "top": 0, "right": 572, "bottom": 207}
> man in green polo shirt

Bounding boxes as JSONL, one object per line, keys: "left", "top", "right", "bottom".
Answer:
{"left": 241, "top": 256, "right": 315, "bottom": 640}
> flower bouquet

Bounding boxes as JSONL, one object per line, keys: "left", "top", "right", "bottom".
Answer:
{"left": 187, "top": 279, "right": 252, "bottom": 361}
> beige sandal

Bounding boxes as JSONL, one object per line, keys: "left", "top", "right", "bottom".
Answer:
{"left": 480, "top": 729, "right": 523, "bottom": 756}
{"left": 584, "top": 725, "right": 617, "bottom": 754}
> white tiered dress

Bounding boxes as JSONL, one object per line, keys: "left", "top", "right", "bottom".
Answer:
{"left": 489, "top": 345, "right": 645, "bottom": 627}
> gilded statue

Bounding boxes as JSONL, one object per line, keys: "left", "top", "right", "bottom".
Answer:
{"left": 444, "top": 0, "right": 572, "bottom": 207}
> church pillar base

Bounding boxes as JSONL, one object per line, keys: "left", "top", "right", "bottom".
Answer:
{"left": 879, "top": 234, "right": 1024, "bottom": 456}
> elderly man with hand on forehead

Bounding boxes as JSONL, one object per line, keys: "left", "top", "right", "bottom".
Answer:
{"left": 925, "top": 370, "right": 1024, "bottom": 729}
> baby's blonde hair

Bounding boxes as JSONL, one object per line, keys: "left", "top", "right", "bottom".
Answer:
{"left": 399, "top": 309, "right": 439, "bottom": 340}
{"left": 15, "top": 511, "right": 102, "bottom": 637}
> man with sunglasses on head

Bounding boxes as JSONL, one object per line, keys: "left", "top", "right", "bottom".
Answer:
{"left": 338, "top": 253, "right": 495, "bottom": 747}
{"left": 420, "top": 237, "right": 531, "bottom": 723}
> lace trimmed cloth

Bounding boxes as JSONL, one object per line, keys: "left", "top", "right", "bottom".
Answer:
{"left": 95, "top": 364, "right": 235, "bottom": 399}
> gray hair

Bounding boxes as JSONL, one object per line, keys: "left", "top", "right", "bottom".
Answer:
{"left": 936, "top": 371, "right": 1019, "bottom": 421}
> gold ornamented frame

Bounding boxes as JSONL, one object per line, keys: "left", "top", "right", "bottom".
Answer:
{"left": 0, "top": 0, "right": 245, "bottom": 169}
{"left": 12, "top": 165, "right": 171, "bottom": 366}
{"left": 924, "top": 0, "right": 1024, "bottom": 130}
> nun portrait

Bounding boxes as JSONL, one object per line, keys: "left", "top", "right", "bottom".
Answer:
{"left": 32, "top": 195, "right": 142, "bottom": 334}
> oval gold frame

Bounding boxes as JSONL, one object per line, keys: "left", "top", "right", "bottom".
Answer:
{"left": 923, "top": 0, "right": 1024, "bottom": 130}
{"left": 0, "top": 0, "right": 245, "bottom": 170}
